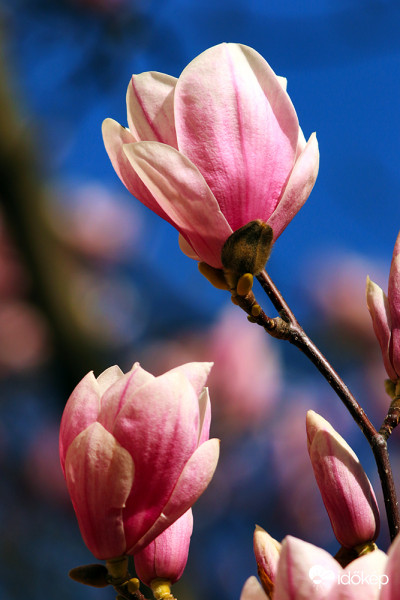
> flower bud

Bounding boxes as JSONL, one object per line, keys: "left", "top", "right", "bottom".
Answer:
{"left": 134, "top": 509, "right": 193, "bottom": 587}
{"left": 306, "top": 411, "right": 379, "bottom": 548}
{"left": 253, "top": 525, "right": 280, "bottom": 596}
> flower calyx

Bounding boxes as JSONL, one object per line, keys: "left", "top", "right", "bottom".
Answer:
{"left": 221, "top": 221, "right": 274, "bottom": 290}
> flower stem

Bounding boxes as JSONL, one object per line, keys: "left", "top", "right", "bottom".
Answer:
{"left": 252, "top": 269, "right": 400, "bottom": 541}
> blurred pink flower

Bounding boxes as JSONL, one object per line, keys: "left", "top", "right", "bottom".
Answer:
{"left": 47, "top": 182, "right": 140, "bottom": 262}
{"left": 306, "top": 410, "right": 379, "bottom": 549}
{"left": 367, "top": 232, "right": 400, "bottom": 381}
{"left": 59, "top": 362, "right": 219, "bottom": 560}
{"left": 103, "top": 43, "right": 319, "bottom": 268}
{"left": 309, "top": 252, "right": 383, "bottom": 341}
{"left": 24, "top": 425, "right": 69, "bottom": 504}
{"left": 134, "top": 509, "right": 193, "bottom": 587}
{"left": 140, "top": 306, "right": 281, "bottom": 431}
{"left": 207, "top": 307, "right": 281, "bottom": 429}
{"left": 0, "top": 301, "right": 51, "bottom": 374}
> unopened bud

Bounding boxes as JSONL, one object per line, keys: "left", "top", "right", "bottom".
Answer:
{"left": 306, "top": 411, "right": 380, "bottom": 548}
{"left": 253, "top": 525, "right": 281, "bottom": 596}
{"left": 221, "top": 220, "right": 273, "bottom": 288}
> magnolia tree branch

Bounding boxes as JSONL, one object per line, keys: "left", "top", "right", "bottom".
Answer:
{"left": 234, "top": 269, "right": 400, "bottom": 541}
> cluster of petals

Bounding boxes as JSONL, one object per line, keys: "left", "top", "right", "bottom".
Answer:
{"left": 242, "top": 533, "right": 400, "bottom": 600}
{"left": 366, "top": 231, "right": 400, "bottom": 381}
{"left": 306, "top": 411, "right": 379, "bottom": 548}
{"left": 59, "top": 361, "right": 219, "bottom": 560}
{"left": 102, "top": 42, "right": 319, "bottom": 269}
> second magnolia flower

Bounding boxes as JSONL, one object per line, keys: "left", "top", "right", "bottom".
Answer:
{"left": 102, "top": 43, "right": 319, "bottom": 269}
{"left": 59, "top": 362, "right": 219, "bottom": 560}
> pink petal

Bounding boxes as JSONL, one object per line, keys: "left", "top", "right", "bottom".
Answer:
{"left": 274, "top": 536, "right": 341, "bottom": 600}
{"left": 97, "top": 365, "right": 125, "bottom": 396}
{"left": 123, "top": 141, "right": 233, "bottom": 268}
{"left": 174, "top": 43, "right": 299, "bottom": 231}
{"left": 366, "top": 276, "right": 397, "bottom": 380}
{"left": 133, "top": 509, "right": 193, "bottom": 585}
{"left": 380, "top": 533, "right": 400, "bottom": 599}
{"left": 178, "top": 234, "right": 201, "bottom": 261}
{"left": 114, "top": 371, "right": 201, "bottom": 549}
{"left": 59, "top": 371, "right": 101, "bottom": 473}
{"left": 64, "top": 422, "right": 134, "bottom": 560}
{"left": 127, "top": 72, "right": 178, "bottom": 148}
{"left": 165, "top": 362, "right": 213, "bottom": 444}
{"left": 128, "top": 438, "right": 220, "bottom": 553}
{"left": 102, "top": 118, "right": 176, "bottom": 226}
{"left": 197, "top": 387, "right": 211, "bottom": 445}
{"left": 240, "top": 577, "right": 270, "bottom": 600}
{"left": 388, "top": 232, "right": 400, "bottom": 377}
{"left": 167, "top": 361, "right": 213, "bottom": 399}
{"left": 296, "top": 127, "right": 307, "bottom": 158}
{"left": 98, "top": 362, "right": 155, "bottom": 432}
{"left": 268, "top": 133, "right": 319, "bottom": 240}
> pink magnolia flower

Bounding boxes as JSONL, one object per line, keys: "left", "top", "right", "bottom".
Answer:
{"left": 243, "top": 534, "right": 400, "bottom": 599}
{"left": 102, "top": 43, "right": 319, "bottom": 269}
{"left": 366, "top": 232, "right": 400, "bottom": 381}
{"left": 306, "top": 411, "right": 379, "bottom": 549}
{"left": 133, "top": 509, "right": 193, "bottom": 587}
{"left": 59, "top": 362, "right": 219, "bottom": 560}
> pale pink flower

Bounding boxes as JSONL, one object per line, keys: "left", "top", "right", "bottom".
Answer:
{"left": 102, "top": 43, "right": 319, "bottom": 268}
{"left": 133, "top": 509, "right": 193, "bottom": 586}
{"left": 59, "top": 362, "right": 219, "bottom": 560}
{"left": 306, "top": 411, "right": 379, "bottom": 549}
{"left": 366, "top": 232, "right": 400, "bottom": 381}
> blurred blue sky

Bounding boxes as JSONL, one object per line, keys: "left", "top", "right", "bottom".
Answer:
{"left": 6, "top": 0, "right": 400, "bottom": 315}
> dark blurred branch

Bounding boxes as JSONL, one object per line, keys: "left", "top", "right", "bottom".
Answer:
{"left": 0, "top": 30, "right": 108, "bottom": 393}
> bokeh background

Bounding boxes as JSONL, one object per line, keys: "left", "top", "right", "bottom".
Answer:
{"left": 1, "top": 0, "right": 400, "bottom": 598}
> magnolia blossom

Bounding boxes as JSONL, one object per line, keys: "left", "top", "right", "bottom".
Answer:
{"left": 306, "top": 411, "right": 379, "bottom": 549}
{"left": 59, "top": 362, "right": 219, "bottom": 560}
{"left": 366, "top": 232, "right": 400, "bottom": 381}
{"left": 242, "top": 534, "right": 399, "bottom": 600}
{"left": 102, "top": 43, "right": 319, "bottom": 269}
{"left": 134, "top": 509, "right": 193, "bottom": 587}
